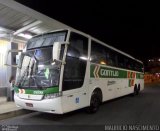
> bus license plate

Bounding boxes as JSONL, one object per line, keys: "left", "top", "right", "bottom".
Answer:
{"left": 26, "top": 103, "right": 33, "bottom": 107}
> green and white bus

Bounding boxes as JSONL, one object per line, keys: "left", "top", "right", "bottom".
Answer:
{"left": 9, "top": 29, "right": 144, "bottom": 114}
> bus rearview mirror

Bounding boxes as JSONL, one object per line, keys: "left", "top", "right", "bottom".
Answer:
{"left": 52, "top": 42, "right": 69, "bottom": 64}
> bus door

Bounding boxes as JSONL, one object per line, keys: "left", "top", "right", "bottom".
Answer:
{"left": 61, "top": 55, "right": 88, "bottom": 112}
{"left": 61, "top": 32, "right": 89, "bottom": 112}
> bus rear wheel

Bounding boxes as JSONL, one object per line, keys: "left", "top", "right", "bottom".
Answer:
{"left": 138, "top": 84, "right": 140, "bottom": 92}
{"left": 133, "top": 85, "right": 139, "bottom": 96}
{"left": 86, "top": 92, "right": 101, "bottom": 113}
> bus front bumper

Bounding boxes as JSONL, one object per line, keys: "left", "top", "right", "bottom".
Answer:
{"left": 14, "top": 94, "right": 63, "bottom": 114}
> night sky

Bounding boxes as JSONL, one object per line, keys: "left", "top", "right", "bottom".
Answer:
{"left": 15, "top": 0, "right": 160, "bottom": 62}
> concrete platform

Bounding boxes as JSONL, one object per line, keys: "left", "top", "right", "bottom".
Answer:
{"left": 0, "top": 97, "right": 32, "bottom": 120}
{"left": 0, "top": 97, "right": 21, "bottom": 114}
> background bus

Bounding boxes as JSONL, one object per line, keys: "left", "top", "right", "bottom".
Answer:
{"left": 6, "top": 28, "right": 144, "bottom": 114}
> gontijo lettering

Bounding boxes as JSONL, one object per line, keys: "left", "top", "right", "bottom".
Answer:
{"left": 100, "top": 69, "right": 119, "bottom": 77}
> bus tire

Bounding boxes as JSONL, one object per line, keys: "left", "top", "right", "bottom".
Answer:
{"left": 86, "top": 90, "right": 102, "bottom": 113}
{"left": 133, "top": 85, "right": 139, "bottom": 96}
{"left": 138, "top": 84, "right": 140, "bottom": 92}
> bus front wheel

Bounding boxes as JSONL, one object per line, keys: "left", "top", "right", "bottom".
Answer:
{"left": 86, "top": 92, "right": 101, "bottom": 113}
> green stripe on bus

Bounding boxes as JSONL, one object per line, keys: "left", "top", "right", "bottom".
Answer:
{"left": 14, "top": 86, "right": 59, "bottom": 95}
{"left": 90, "top": 64, "right": 143, "bottom": 79}
{"left": 90, "top": 64, "right": 127, "bottom": 78}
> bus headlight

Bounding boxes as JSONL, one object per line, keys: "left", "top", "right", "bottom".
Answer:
{"left": 44, "top": 92, "right": 62, "bottom": 99}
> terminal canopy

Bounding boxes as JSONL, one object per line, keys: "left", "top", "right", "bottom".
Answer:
{"left": 0, "top": 0, "right": 70, "bottom": 42}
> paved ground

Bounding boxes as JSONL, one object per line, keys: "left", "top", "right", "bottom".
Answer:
{"left": 0, "top": 83, "right": 160, "bottom": 131}
{"left": 0, "top": 97, "right": 22, "bottom": 114}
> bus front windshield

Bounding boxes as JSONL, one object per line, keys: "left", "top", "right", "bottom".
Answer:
{"left": 15, "top": 31, "right": 67, "bottom": 90}
{"left": 15, "top": 47, "right": 62, "bottom": 89}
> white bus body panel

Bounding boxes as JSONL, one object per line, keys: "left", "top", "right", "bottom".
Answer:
{"left": 88, "top": 73, "right": 144, "bottom": 103}
{"left": 61, "top": 88, "right": 89, "bottom": 113}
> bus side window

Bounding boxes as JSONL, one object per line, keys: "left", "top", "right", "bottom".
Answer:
{"left": 62, "top": 32, "right": 88, "bottom": 91}
{"left": 106, "top": 50, "right": 117, "bottom": 67}
{"left": 91, "top": 41, "right": 118, "bottom": 67}
{"left": 91, "top": 41, "right": 107, "bottom": 65}
{"left": 117, "top": 54, "right": 125, "bottom": 68}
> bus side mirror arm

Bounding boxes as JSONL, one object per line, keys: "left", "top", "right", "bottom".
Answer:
{"left": 53, "top": 59, "right": 66, "bottom": 65}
